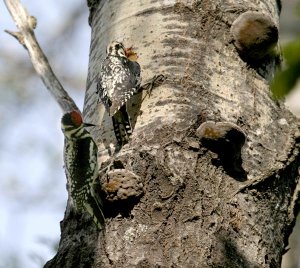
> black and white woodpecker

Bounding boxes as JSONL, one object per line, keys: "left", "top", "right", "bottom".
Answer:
{"left": 97, "top": 41, "right": 141, "bottom": 147}
{"left": 61, "top": 110, "right": 104, "bottom": 230}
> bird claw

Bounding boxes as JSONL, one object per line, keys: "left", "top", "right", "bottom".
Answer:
{"left": 140, "top": 74, "right": 166, "bottom": 97}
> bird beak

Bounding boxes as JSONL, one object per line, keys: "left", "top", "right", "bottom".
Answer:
{"left": 83, "top": 122, "right": 97, "bottom": 127}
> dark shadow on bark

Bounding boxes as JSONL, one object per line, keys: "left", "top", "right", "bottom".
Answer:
{"left": 245, "top": 54, "right": 281, "bottom": 80}
{"left": 44, "top": 207, "right": 99, "bottom": 268}
{"left": 202, "top": 138, "right": 247, "bottom": 182}
{"left": 214, "top": 234, "right": 254, "bottom": 268}
{"left": 102, "top": 196, "right": 143, "bottom": 218}
{"left": 196, "top": 121, "right": 248, "bottom": 181}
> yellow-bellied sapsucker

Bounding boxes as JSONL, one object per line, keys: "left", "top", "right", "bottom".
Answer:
{"left": 61, "top": 110, "right": 104, "bottom": 229}
{"left": 97, "top": 41, "right": 141, "bottom": 147}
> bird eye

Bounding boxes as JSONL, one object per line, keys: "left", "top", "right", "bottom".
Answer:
{"left": 115, "top": 43, "right": 124, "bottom": 51}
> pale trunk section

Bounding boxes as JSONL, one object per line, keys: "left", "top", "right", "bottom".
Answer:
{"left": 46, "top": 0, "right": 300, "bottom": 267}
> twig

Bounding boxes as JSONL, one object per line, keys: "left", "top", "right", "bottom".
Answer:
{"left": 4, "top": 0, "right": 79, "bottom": 113}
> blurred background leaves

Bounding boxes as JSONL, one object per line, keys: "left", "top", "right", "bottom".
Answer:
{"left": 271, "top": 2, "right": 300, "bottom": 99}
{"left": 271, "top": 35, "right": 300, "bottom": 98}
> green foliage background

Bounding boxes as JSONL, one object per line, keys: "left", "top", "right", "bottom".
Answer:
{"left": 271, "top": 4, "right": 300, "bottom": 98}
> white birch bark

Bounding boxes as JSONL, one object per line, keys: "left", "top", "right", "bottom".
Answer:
{"left": 46, "top": 0, "right": 300, "bottom": 267}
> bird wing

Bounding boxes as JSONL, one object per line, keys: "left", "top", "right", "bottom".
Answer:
{"left": 97, "top": 57, "right": 141, "bottom": 116}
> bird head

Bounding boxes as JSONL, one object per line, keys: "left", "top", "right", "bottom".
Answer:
{"left": 106, "top": 41, "right": 126, "bottom": 57}
{"left": 61, "top": 110, "right": 94, "bottom": 140}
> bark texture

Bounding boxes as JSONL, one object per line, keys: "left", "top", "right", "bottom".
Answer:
{"left": 45, "top": 0, "right": 300, "bottom": 267}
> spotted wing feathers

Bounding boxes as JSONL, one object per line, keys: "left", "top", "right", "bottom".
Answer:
{"left": 63, "top": 125, "right": 104, "bottom": 229}
{"left": 97, "top": 56, "right": 141, "bottom": 116}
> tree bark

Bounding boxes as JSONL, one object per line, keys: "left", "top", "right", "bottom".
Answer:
{"left": 45, "top": 0, "right": 300, "bottom": 267}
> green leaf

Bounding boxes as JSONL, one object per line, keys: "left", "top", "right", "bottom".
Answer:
{"left": 271, "top": 62, "right": 300, "bottom": 98}
{"left": 283, "top": 37, "right": 300, "bottom": 66}
{"left": 296, "top": 2, "right": 300, "bottom": 16}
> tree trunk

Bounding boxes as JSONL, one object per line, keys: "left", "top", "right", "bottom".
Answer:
{"left": 45, "top": 0, "right": 300, "bottom": 267}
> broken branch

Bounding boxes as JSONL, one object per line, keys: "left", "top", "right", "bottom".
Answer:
{"left": 4, "top": 0, "right": 79, "bottom": 113}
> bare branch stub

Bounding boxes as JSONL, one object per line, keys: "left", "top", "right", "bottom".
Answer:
{"left": 4, "top": 0, "right": 79, "bottom": 113}
{"left": 4, "top": 29, "right": 25, "bottom": 46}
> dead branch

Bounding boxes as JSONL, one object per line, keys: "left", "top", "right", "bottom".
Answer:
{"left": 4, "top": 0, "right": 79, "bottom": 113}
